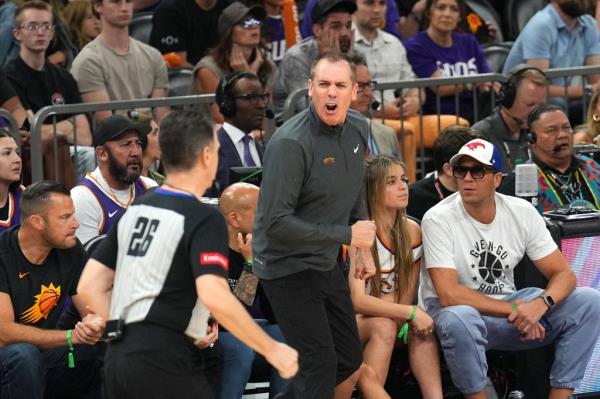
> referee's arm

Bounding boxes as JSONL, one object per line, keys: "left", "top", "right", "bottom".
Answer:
{"left": 77, "top": 259, "right": 114, "bottom": 320}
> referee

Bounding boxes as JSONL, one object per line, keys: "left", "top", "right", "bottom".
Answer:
{"left": 77, "top": 110, "right": 298, "bottom": 398}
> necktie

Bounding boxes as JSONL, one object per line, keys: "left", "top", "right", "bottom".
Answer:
{"left": 242, "top": 134, "right": 257, "bottom": 167}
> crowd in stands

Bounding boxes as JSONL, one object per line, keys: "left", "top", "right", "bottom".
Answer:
{"left": 1, "top": 0, "right": 600, "bottom": 397}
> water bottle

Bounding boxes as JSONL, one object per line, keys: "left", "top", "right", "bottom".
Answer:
{"left": 508, "top": 390, "right": 525, "bottom": 399}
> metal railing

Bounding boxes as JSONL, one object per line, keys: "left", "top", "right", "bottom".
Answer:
{"left": 30, "top": 94, "right": 214, "bottom": 182}
{"left": 23, "top": 65, "right": 600, "bottom": 183}
{"left": 281, "top": 66, "right": 600, "bottom": 177}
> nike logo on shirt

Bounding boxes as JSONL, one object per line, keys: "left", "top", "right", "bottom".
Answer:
{"left": 108, "top": 210, "right": 119, "bottom": 218}
{"left": 18, "top": 272, "right": 30, "bottom": 279}
{"left": 354, "top": 144, "right": 360, "bottom": 154}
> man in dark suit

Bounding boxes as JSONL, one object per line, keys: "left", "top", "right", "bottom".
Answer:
{"left": 208, "top": 71, "right": 268, "bottom": 197}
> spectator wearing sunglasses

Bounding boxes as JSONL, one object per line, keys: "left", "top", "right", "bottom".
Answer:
{"left": 420, "top": 137, "right": 600, "bottom": 399}
{"left": 205, "top": 72, "right": 269, "bottom": 197}
{"left": 193, "top": 2, "right": 275, "bottom": 124}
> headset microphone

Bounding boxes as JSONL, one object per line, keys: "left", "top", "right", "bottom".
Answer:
{"left": 370, "top": 100, "right": 380, "bottom": 111}
{"left": 265, "top": 109, "right": 275, "bottom": 119}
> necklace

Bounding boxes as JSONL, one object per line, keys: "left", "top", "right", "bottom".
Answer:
{"left": 88, "top": 173, "right": 134, "bottom": 208}
{"left": 548, "top": 170, "right": 582, "bottom": 203}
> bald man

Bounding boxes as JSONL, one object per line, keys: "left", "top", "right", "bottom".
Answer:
{"left": 218, "top": 183, "right": 288, "bottom": 398}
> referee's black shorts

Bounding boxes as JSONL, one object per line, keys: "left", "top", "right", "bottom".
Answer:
{"left": 261, "top": 265, "right": 363, "bottom": 399}
{"left": 104, "top": 323, "right": 213, "bottom": 399}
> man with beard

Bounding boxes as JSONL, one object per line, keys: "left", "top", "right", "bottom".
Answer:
{"left": 207, "top": 72, "right": 267, "bottom": 197}
{"left": 71, "top": 115, "right": 157, "bottom": 245}
{"left": 503, "top": 0, "right": 600, "bottom": 124}
{"left": 272, "top": 0, "right": 356, "bottom": 121}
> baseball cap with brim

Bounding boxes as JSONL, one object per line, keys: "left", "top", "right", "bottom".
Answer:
{"left": 449, "top": 139, "right": 503, "bottom": 172}
{"left": 93, "top": 114, "right": 151, "bottom": 147}
{"left": 218, "top": 3, "right": 267, "bottom": 38}
{"left": 311, "top": 0, "right": 357, "bottom": 23}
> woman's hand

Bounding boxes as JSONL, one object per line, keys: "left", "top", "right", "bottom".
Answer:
{"left": 410, "top": 306, "right": 434, "bottom": 337}
{"left": 230, "top": 43, "right": 250, "bottom": 72}
{"left": 248, "top": 48, "right": 264, "bottom": 74}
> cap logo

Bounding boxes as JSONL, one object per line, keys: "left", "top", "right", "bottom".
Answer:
{"left": 466, "top": 141, "right": 486, "bottom": 151}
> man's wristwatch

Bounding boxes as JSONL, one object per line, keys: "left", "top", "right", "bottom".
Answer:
{"left": 539, "top": 294, "right": 555, "bottom": 309}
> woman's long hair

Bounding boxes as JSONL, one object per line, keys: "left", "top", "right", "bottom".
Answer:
{"left": 364, "top": 155, "right": 413, "bottom": 303}
{"left": 62, "top": 0, "right": 96, "bottom": 50}
{"left": 210, "top": 24, "right": 274, "bottom": 89}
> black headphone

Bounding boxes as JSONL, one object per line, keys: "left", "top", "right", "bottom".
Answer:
{"left": 216, "top": 71, "right": 256, "bottom": 118}
{"left": 526, "top": 106, "right": 540, "bottom": 144}
{"left": 526, "top": 103, "right": 567, "bottom": 145}
{"left": 498, "top": 64, "right": 546, "bottom": 109}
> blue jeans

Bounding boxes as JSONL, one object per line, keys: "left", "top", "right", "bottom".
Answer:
{"left": 219, "top": 320, "right": 289, "bottom": 399}
{"left": 426, "top": 287, "right": 600, "bottom": 394}
{"left": 0, "top": 342, "right": 103, "bottom": 399}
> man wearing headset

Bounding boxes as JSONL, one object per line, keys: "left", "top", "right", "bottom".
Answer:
{"left": 471, "top": 64, "right": 548, "bottom": 172}
{"left": 207, "top": 72, "right": 268, "bottom": 197}
{"left": 499, "top": 103, "right": 600, "bottom": 213}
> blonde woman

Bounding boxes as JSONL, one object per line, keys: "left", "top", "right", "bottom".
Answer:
{"left": 349, "top": 155, "right": 442, "bottom": 398}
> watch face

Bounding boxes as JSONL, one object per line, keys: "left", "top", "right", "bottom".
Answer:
{"left": 546, "top": 295, "right": 555, "bottom": 306}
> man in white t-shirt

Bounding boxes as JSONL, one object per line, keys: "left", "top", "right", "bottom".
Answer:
{"left": 71, "top": 115, "right": 157, "bottom": 245}
{"left": 420, "top": 138, "right": 600, "bottom": 399}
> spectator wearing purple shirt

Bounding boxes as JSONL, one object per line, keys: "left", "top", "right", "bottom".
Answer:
{"left": 261, "top": 0, "right": 287, "bottom": 65}
{"left": 405, "top": 0, "right": 491, "bottom": 122}
{"left": 300, "top": 0, "right": 401, "bottom": 39}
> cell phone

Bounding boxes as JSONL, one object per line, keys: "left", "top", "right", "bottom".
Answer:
{"left": 103, "top": 318, "right": 125, "bottom": 342}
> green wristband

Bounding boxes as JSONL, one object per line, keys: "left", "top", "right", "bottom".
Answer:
{"left": 408, "top": 305, "right": 417, "bottom": 322}
{"left": 66, "top": 329, "right": 75, "bottom": 368}
{"left": 397, "top": 306, "right": 418, "bottom": 344}
{"left": 511, "top": 303, "right": 518, "bottom": 312}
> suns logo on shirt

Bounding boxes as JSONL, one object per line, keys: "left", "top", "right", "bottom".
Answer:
{"left": 20, "top": 283, "right": 61, "bottom": 324}
{"left": 200, "top": 253, "right": 229, "bottom": 271}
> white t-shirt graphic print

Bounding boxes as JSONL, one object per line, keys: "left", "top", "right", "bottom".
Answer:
{"left": 419, "top": 192, "right": 557, "bottom": 302}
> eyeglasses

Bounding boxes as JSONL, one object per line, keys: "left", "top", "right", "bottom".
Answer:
{"left": 20, "top": 23, "right": 54, "bottom": 32}
{"left": 357, "top": 80, "right": 377, "bottom": 93}
{"left": 452, "top": 165, "right": 495, "bottom": 179}
{"left": 239, "top": 17, "right": 262, "bottom": 29}
{"left": 232, "top": 93, "right": 270, "bottom": 104}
